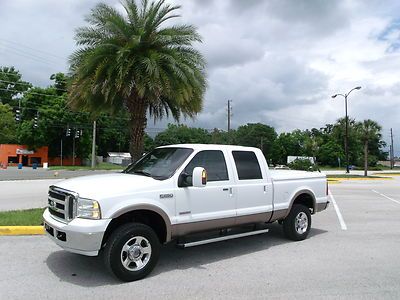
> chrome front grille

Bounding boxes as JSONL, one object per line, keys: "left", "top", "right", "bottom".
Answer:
{"left": 48, "top": 186, "right": 77, "bottom": 222}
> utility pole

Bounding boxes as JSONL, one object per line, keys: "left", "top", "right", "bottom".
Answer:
{"left": 60, "top": 139, "right": 63, "bottom": 166}
{"left": 390, "top": 128, "right": 394, "bottom": 169}
{"left": 91, "top": 120, "right": 97, "bottom": 168}
{"left": 227, "top": 100, "right": 232, "bottom": 132}
{"left": 72, "top": 128, "right": 76, "bottom": 166}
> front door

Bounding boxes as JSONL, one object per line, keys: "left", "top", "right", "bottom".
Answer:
{"left": 22, "top": 155, "right": 29, "bottom": 166}
{"left": 174, "top": 150, "right": 236, "bottom": 235}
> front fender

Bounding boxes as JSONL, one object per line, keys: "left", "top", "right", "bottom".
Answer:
{"left": 105, "top": 199, "right": 173, "bottom": 242}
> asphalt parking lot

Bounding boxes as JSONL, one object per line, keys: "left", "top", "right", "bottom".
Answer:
{"left": 0, "top": 177, "right": 399, "bottom": 299}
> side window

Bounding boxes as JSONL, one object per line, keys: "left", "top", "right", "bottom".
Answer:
{"left": 184, "top": 150, "right": 229, "bottom": 182}
{"left": 232, "top": 151, "right": 262, "bottom": 180}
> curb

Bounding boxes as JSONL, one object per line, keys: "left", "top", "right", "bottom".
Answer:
{"left": 372, "top": 173, "right": 400, "bottom": 176}
{"left": 327, "top": 177, "right": 393, "bottom": 181}
{"left": 0, "top": 226, "right": 45, "bottom": 236}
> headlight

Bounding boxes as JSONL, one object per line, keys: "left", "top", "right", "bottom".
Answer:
{"left": 76, "top": 198, "right": 101, "bottom": 219}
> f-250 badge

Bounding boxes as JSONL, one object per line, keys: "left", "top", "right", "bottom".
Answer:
{"left": 160, "top": 193, "right": 173, "bottom": 199}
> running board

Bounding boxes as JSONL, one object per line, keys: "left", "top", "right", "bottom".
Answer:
{"left": 177, "top": 228, "right": 269, "bottom": 248}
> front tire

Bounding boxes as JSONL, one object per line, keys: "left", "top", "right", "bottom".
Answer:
{"left": 283, "top": 204, "right": 311, "bottom": 241}
{"left": 103, "top": 223, "right": 160, "bottom": 282}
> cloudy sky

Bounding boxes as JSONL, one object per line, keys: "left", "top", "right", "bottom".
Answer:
{"left": 0, "top": 0, "right": 399, "bottom": 155}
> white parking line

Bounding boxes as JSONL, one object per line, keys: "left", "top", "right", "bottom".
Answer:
{"left": 329, "top": 191, "right": 347, "bottom": 230}
{"left": 371, "top": 190, "right": 400, "bottom": 205}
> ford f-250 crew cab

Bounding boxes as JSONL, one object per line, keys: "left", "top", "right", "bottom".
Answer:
{"left": 43, "top": 144, "right": 329, "bottom": 281}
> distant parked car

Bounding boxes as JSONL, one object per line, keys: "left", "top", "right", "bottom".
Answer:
{"left": 274, "top": 165, "right": 290, "bottom": 170}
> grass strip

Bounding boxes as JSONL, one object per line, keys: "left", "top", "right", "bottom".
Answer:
{"left": 0, "top": 208, "right": 45, "bottom": 226}
{"left": 49, "top": 162, "right": 123, "bottom": 171}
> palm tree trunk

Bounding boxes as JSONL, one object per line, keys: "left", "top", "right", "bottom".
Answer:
{"left": 364, "top": 140, "right": 368, "bottom": 177}
{"left": 127, "top": 98, "right": 148, "bottom": 162}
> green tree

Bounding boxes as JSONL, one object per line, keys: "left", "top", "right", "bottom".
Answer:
{"left": 154, "top": 124, "right": 210, "bottom": 146}
{"left": 234, "top": 123, "right": 277, "bottom": 156}
{"left": 0, "top": 103, "right": 17, "bottom": 143}
{"left": 331, "top": 117, "right": 362, "bottom": 167}
{"left": 68, "top": 0, "right": 206, "bottom": 161}
{"left": 271, "top": 130, "right": 307, "bottom": 164}
{"left": 317, "top": 140, "right": 344, "bottom": 166}
{"left": 356, "top": 119, "right": 382, "bottom": 176}
{"left": 0, "top": 66, "right": 31, "bottom": 105}
{"left": 16, "top": 86, "right": 92, "bottom": 159}
{"left": 50, "top": 73, "right": 69, "bottom": 95}
{"left": 210, "top": 128, "right": 232, "bottom": 144}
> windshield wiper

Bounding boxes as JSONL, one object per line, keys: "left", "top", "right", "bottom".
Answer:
{"left": 132, "top": 170, "right": 153, "bottom": 177}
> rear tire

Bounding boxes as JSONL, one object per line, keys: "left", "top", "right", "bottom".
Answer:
{"left": 283, "top": 204, "right": 311, "bottom": 241}
{"left": 103, "top": 222, "right": 160, "bottom": 282}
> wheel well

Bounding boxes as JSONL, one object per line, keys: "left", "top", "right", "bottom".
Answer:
{"left": 292, "top": 193, "right": 315, "bottom": 213}
{"left": 102, "top": 210, "right": 167, "bottom": 247}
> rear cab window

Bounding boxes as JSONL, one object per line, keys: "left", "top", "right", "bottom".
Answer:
{"left": 232, "top": 151, "right": 263, "bottom": 180}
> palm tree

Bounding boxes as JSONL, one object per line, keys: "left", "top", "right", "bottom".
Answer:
{"left": 356, "top": 119, "right": 382, "bottom": 176}
{"left": 68, "top": 0, "right": 206, "bottom": 160}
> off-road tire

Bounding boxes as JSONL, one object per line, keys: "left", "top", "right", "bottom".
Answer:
{"left": 283, "top": 204, "right": 311, "bottom": 241}
{"left": 103, "top": 222, "right": 160, "bottom": 281}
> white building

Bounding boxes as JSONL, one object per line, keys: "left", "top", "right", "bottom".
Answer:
{"left": 106, "top": 152, "right": 131, "bottom": 165}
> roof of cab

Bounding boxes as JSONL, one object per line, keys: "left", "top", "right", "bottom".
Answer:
{"left": 158, "top": 144, "right": 259, "bottom": 151}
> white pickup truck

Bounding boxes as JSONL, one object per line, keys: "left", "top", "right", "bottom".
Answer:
{"left": 43, "top": 144, "right": 329, "bottom": 281}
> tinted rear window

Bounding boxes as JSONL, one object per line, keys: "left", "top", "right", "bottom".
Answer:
{"left": 232, "top": 151, "right": 262, "bottom": 180}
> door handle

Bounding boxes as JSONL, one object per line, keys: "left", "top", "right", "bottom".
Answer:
{"left": 223, "top": 188, "right": 229, "bottom": 191}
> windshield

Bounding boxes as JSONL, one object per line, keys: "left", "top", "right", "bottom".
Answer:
{"left": 123, "top": 147, "right": 193, "bottom": 180}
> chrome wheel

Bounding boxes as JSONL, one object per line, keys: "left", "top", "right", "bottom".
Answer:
{"left": 120, "top": 236, "right": 152, "bottom": 271}
{"left": 295, "top": 212, "right": 308, "bottom": 234}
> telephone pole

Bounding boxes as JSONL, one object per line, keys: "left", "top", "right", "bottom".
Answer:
{"left": 227, "top": 100, "right": 232, "bottom": 132}
{"left": 390, "top": 128, "right": 394, "bottom": 169}
{"left": 91, "top": 120, "right": 97, "bottom": 168}
{"left": 72, "top": 128, "right": 76, "bottom": 166}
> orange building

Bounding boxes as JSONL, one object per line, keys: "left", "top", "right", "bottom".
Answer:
{"left": 0, "top": 144, "right": 48, "bottom": 167}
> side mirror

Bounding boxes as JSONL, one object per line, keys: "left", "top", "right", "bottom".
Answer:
{"left": 193, "top": 167, "right": 207, "bottom": 187}
{"left": 178, "top": 172, "right": 191, "bottom": 187}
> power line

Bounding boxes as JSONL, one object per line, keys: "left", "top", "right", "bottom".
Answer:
{"left": 0, "top": 79, "right": 68, "bottom": 93}
{"left": 0, "top": 87, "right": 66, "bottom": 98}
{"left": 0, "top": 38, "right": 66, "bottom": 60}
{"left": 0, "top": 43, "right": 61, "bottom": 68}
{"left": 0, "top": 70, "right": 69, "bottom": 83}
{"left": 0, "top": 40, "right": 61, "bottom": 64}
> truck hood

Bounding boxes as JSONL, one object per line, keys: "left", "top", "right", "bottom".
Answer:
{"left": 53, "top": 173, "right": 163, "bottom": 200}
{"left": 269, "top": 170, "right": 326, "bottom": 181}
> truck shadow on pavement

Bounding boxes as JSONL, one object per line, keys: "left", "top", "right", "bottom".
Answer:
{"left": 45, "top": 223, "right": 327, "bottom": 287}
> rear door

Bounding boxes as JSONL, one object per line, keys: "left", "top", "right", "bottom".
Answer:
{"left": 230, "top": 150, "right": 273, "bottom": 224}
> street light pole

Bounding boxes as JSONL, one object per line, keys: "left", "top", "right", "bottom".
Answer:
{"left": 344, "top": 94, "right": 349, "bottom": 174}
{"left": 332, "top": 86, "right": 361, "bottom": 173}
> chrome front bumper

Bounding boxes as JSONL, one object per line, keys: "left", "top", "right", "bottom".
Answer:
{"left": 43, "top": 208, "right": 111, "bottom": 256}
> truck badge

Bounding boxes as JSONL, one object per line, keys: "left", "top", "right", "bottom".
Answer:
{"left": 160, "top": 193, "right": 173, "bottom": 199}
